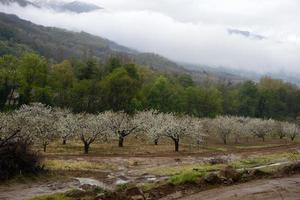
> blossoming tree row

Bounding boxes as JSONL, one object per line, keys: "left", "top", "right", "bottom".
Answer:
{"left": 0, "top": 103, "right": 299, "bottom": 153}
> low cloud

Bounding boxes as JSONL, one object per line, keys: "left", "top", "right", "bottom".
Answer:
{"left": 1, "top": 0, "right": 300, "bottom": 75}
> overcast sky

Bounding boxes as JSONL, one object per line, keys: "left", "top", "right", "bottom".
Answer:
{"left": 1, "top": 0, "right": 300, "bottom": 75}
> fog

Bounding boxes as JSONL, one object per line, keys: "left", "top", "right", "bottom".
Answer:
{"left": 1, "top": 0, "right": 300, "bottom": 75}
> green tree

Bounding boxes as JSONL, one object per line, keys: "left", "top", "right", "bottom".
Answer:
{"left": 238, "top": 81, "right": 259, "bottom": 117}
{"left": 18, "top": 53, "right": 51, "bottom": 104}
{"left": 0, "top": 55, "right": 19, "bottom": 109}
{"left": 198, "top": 86, "right": 223, "bottom": 117}
{"left": 146, "top": 76, "right": 184, "bottom": 113}
{"left": 106, "top": 57, "right": 121, "bottom": 73}
{"left": 70, "top": 80, "right": 102, "bottom": 113}
{"left": 101, "top": 65, "right": 141, "bottom": 113}
{"left": 50, "top": 60, "right": 75, "bottom": 107}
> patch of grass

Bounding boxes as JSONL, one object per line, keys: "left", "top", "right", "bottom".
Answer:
{"left": 116, "top": 183, "right": 130, "bottom": 191}
{"left": 286, "top": 152, "right": 300, "bottom": 161}
{"left": 232, "top": 152, "right": 300, "bottom": 169}
{"left": 30, "top": 193, "right": 73, "bottom": 200}
{"left": 169, "top": 171, "right": 205, "bottom": 185}
{"left": 147, "top": 163, "right": 222, "bottom": 176}
{"left": 140, "top": 182, "right": 160, "bottom": 191}
{"left": 201, "top": 146, "right": 227, "bottom": 152}
{"left": 148, "top": 152, "right": 300, "bottom": 178}
{"left": 234, "top": 144, "right": 280, "bottom": 149}
{"left": 44, "top": 160, "right": 115, "bottom": 171}
{"left": 232, "top": 157, "right": 272, "bottom": 169}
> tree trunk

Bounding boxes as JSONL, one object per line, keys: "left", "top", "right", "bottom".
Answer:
{"left": 174, "top": 139, "right": 179, "bottom": 152}
{"left": 291, "top": 136, "right": 295, "bottom": 141}
{"left": 280, "top": 135, "right": 284, "bottom": 139}
{"left": 62, "top": 139, "right": 66, "bottom": 145}
{"left": 84, "top": 142, "right": 90, "bottom": 154}
{"left": 223, "top": 137, "right": 227, "bottom": 145}
{"left": 154, "top": 138, "right": 158, "bottom": 145}
{"left": 43, "top": 144, "right": 47, "bottom": 152}
{"left": 235, "top": 137, "right": 239, "bottom": 144}
{"left": 118, "top": 136, "right": 124, "bottom": 147}
{"left": 262, "top": 136, "right": 265, "bottom": 142}
{"left": 246, "top": 137, "right": 249, "bottom": 143}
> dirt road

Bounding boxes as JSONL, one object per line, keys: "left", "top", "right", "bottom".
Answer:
{"left": 176, "top": 175, "right": 300, "bottom": 200}
{"left": 1, "top": 143, "right": 299, "bottom": 200}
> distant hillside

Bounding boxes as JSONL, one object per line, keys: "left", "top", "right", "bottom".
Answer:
{"left": 0, "top": 0, "right": 102, "bottom": 13}
{"left": 33, "top": 0, "right": 103, "bottom": 13}
{"left": 0, "top": 12, "right": 247, "bottom": 84}
{"left": 0, "top": 12, "right": 135, "bottom": 59}
{"left": 0, "top": 0, "right": 38, "bottom": 7}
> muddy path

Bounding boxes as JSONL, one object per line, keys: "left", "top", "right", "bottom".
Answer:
{"left": 45, "top": 143, "right": 300, "bottom": 159}
{"left": 0, "top": 179, "right": 79, "bottom": 200}
{"left": 174, "top": 175, "right": 300, "bottom": 200}
{"left": 1, "top": 144, "right": 300, "bottom": 200}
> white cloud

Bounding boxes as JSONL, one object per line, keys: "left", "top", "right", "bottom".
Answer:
{"left": 1, "top": 0, "right": 300, "bottom": 75}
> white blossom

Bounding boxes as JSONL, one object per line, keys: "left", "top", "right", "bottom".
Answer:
{"left": 104, "top": 111, "right": 142, "bottom": 147}
{"left": 16, "top": 103, "right": 57, "bottom": 152}
{"left": 282, "top": 122, "right": 299, "bottom": 141}
{"left": 76, "top": 113, "right": 109, "bottom": 154}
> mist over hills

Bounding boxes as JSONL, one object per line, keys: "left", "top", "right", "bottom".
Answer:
{"left": 0, "top": 0, "right": 37, "bottom": 7}
{"left": 0, "top": 0, "right": 102, "bottom": 13}
{"left": 0, "top": 12, "right": 250, "bottom": 84}
{"left": 0, "top": 10, "right": 299, "bottom": 85}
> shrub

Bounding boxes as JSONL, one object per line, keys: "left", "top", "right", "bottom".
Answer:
{"left": 0, "top": 142, "right": 43, "bottom": 180}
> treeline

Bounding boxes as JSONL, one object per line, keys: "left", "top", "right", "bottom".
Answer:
{"left": 0, "top": 52, "right": 299, "bottom": 120}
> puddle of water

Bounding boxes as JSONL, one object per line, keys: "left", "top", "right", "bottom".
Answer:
{"left": 116, "top": 179, "right": 130, "bottom": 185}
{"left": 238, "top": 161, "right": 291, "bottom": 171}
{"left": 75, "top": 178, "right": 113, "bottom": 190}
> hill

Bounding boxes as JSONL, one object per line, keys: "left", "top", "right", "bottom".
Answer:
{"left": 0, "top": 12, "right": 246, "bottom": 84}
{"left": 0, "top": 0, "right": 38, "bottom": 7}
{"left": 0, "top": 0, "right": 102, "bottom": 13}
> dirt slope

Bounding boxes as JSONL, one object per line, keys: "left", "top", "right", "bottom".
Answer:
{"left": 176, "top": 175, "right": 300, "bottom": 200}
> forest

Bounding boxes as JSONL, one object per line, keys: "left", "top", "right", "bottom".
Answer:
{"left": 0, "top": 52, "right": 299, "bottom": 121}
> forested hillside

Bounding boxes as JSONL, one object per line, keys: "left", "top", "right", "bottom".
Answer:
{"left": 0, "top": 12, "right": 299, "bottom": 120}
{"left": 0, "top": 12, "right": 247, "bottom": 84}
{"left": 0, "top": 52, "right": 299, "bottom": 120}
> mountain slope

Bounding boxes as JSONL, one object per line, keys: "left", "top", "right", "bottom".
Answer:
{"left": 0, "top": 12, "right": 186, "bottom": 71}
{"left": 0, "top": 12, "right": 246, "bottom": 84}
{"left": 60, "top": 1, "right": 102, "bottom": 13}
{"left": 0, "top": 0, "right": 102, "bottom": 13}
{"left": 0, "top": 0, "right": 38, "bottom": 7}
{"left": 33, "top": 0, "right": 103, "bottom": 13}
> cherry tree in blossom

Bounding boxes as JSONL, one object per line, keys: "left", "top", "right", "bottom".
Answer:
{"left": 212, "top": 116, "right": 236, "bottom": 144}
{"left": 137, "top": 110, "right": 165, "bottom": 145}
{"left": 76, "top": 113, "right": 109, "bottom": 154}
{"left": 282, "top": 122, "right": 299, "bottom": 141}
{"left": 162, "top": 113, "right": 195, "bottom": 152}
{"left": 246, "top": 118, "right": 275, "bottom": 142}
{"left": 55, "top": 108, "right": 77, "bottom": 145}
{"left": 104, "top": 111, "right": 142, "bottom": 147}
{"left": 16, "top": 103, "right": 57, "bottom": 152}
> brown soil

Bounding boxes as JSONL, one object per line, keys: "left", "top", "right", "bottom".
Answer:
{"left": 176, "top": 175, "right": 300, "bottom": 200}
{"left": 46, "top": 143, "right": 300, "bottom": 159}
{"left": 1, "top": 143, "right": 300, "bottom": 200}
